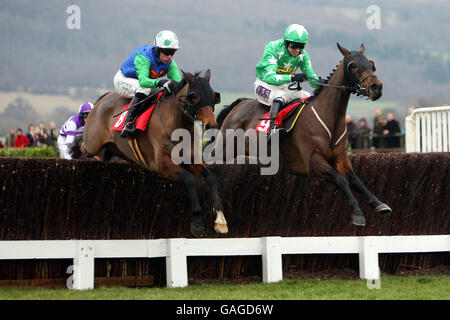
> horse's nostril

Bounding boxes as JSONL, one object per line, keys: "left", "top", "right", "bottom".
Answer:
{"left": 370, "top": 84, "right": 379, "bottom": 92}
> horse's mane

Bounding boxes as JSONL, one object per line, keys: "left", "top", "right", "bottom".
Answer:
{"left": 305, "top": 62, "right": 341, "bottom": 102}
{"left": 171, "top": 71, "right": 203, "bottom": 95}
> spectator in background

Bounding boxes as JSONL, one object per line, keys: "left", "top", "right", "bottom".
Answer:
{"left": 48, "top": 121, "right": 58, "bottom": 147}
{"left": 408, "top": 107, "right": 415, "bottom": 116}
{"left": 33, "top": 127, "right": 43, "bottom": 146}
{"left": 26, "top": 123, "right": 36, "bottom": 147}
{"left": 40, "top": 132, "right": 50, "bottom": 146}
{"left": 39, "top": 121, "right": 48, "bottom": 137}
{"left": 356, "top": 118, "right": 371, "bottom": 149}
{"left": 14, "top": 128, "right": 30, "bottom": 148}
{"left": 372, "top": 108, "right": 385, "bottom": 149}
{"left": 0, "top": 140, "right": 3, "bottom": 148}
{"left": 5, "top": 128, "right": 15, "bottom": 147}
{"left": 345, "top": 114, "right": 358, "bottom": 149}
{"left": 383, "top": 112, "right": 401, "bottom": 148}
{"left": 373, "top": 117, "right": 387, "bottom": 148}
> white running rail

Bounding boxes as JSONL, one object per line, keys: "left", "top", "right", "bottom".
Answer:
{"left": 405, "top": 106, "right": 450, "bottom": 152}
{"left": 0, "top": 235, "right": 448, "bottom": 290}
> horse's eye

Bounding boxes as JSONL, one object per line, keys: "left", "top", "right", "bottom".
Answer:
{"left": 188, "top": 92, "right": 201, "bottom": 104}
{"left": 347, "top": 62, "right": 358, "bottom": 72}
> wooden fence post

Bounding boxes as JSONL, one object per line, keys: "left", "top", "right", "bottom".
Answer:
{"left": 166, "top": 238, "right": 188, "bottom": 288}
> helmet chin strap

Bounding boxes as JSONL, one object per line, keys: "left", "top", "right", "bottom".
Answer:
{"left": 155, "top": 47, "right": 162, "bottom": 63}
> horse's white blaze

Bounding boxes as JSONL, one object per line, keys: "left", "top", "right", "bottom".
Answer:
{"left": 214, "top": 210, "right": 228, "bottom": 234}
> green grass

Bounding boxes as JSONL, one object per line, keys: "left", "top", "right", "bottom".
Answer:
{"left": 0, "top": 146, "right": 57, "bottom": 158}
{"left": 0, "top": 276, "right": 448, "bottom": 300}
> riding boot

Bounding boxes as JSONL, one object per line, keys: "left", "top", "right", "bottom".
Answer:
{"left": 268, "top": 98, "right": 284, "bottom": 141}
{"left": 120, "top": 92, "right": 147, "bottom": 138}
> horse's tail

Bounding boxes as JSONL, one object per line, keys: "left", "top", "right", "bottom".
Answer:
{"left": 216, "top": 98, "right": 249, "bottom": 128}
{"left": 68, "top": 135, "right": 85, "bottom": 159}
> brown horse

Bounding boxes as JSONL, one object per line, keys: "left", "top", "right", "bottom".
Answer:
{"left": 216, "top": 43, "right": 392, "bottom": 226}
{"left": 72, "top": 70, "right": 227, "bottom": 237}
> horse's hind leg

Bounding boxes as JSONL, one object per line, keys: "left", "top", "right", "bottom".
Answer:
{"left": 347, "top": 169, "right": 392, "bottom": 216}
{"left": 159, "top": 155, "right": 205, "bottom": 237}
{"left": 337, "top": 156, "right": 392, "bottom": 216}
{"left": 310, "top": 152, "right": 366, "bottom": 226}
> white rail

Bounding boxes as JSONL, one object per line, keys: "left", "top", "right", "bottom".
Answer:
{"left": 0, "top": 235, "right": 448, "bottom": 290}
{"left": 405, "top": 106, "right": 450, "bottom": 152}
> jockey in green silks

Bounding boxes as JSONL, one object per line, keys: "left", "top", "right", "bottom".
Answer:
{"left": 254, "top": 24, "right": 320, "bottom": 140}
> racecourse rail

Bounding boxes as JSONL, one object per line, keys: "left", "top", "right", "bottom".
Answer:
{"left": 405, "top": 105, "right": 450, "bottom": 152}
{"left": 0, "top": 235, "right": 448, "bottom": 290}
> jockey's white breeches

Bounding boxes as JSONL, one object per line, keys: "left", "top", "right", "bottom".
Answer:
{"left": 57, "top": 135, "right": 72, "bottom": 160}
{"left": 254, "top": 78, "right": 311, "bottom": 106}
{"left": 113, "top": 70, "right": 158, "bottom": 98}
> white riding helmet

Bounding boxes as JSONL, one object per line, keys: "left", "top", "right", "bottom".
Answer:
{"left": 154, "top": 30, "right": 180, "bottom": 49}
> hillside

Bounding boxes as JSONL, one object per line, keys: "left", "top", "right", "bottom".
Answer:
{"left": 0, "top": 0, "right": 448, "bottom": 133}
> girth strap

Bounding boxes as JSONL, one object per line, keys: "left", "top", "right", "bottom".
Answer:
{"left": 127, "top": 138, "right": 150, "bottom": 169}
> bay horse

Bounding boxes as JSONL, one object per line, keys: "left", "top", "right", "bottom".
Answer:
{"left": 72, "top": 70, "right": 227, "bottom": 237}
{"left": 216, "top": 44, "right": 392, "bottom": 226}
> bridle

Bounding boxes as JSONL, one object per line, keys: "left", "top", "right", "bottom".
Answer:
{"left": 290, "top": 55, "right": 378, "bottom": 97}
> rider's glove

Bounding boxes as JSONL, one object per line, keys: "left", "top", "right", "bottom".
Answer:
{"left": 291, "top": 73, "right": 308, "bottom": 83}
{"left": 157, "top": 79, "right": 174, "bottom": 93}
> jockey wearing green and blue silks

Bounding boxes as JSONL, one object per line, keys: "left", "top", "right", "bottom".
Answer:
{"left": 114, "top": 30, "right": 183, "bottom": 138}
{"left": 254, "top": 24, "right": 320, "bottom": 139}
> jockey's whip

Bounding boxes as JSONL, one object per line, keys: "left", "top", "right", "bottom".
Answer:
{"left": 112, "top": 90, "right": 162, "bottom": 118}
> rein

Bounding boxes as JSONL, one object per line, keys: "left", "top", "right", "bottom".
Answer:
{"left": 310, "top": 73, "right": 376, "bottom": 95}
{"left": 156, "top": 89, "right": 198, "bottom": 141}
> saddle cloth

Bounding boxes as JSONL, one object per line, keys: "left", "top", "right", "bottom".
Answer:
{"left": 256, "top": 97, "right": 309, "bottom": 134}
{"left": 111, "top": 91, "right": 164, "bottom": 133}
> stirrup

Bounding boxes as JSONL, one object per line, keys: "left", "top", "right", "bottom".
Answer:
{"left": 120, "top": 123, "right": 136, "bottom": 138}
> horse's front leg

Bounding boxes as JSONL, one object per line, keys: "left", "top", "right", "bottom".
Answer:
{"left": 159, "top": 155, "right": 205, "bottom": 237}
{"left": 310, "top": 152, "right": 366, "bottom": 226}
{"left": 188, "top": 164, "right": 228, "bottom": 234}
{"left": 336, "top": 155, "right": 392, "bottom": 216}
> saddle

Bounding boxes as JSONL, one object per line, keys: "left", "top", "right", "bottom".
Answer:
{"left": 256, "top": 97, "right": 309, "bottom": 134}
{"left": 110, "top": 91, "right": 164, "bottom": 133}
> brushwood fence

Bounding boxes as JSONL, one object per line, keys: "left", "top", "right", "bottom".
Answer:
{"left": 0, "top": 153, "right": 448, "bottom": 287}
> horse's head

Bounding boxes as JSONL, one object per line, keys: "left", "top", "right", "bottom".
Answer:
{"left": 337, "top": 43, "right": 382, "bottom": 101}
{"left": 182, "top": 70, "right": 221, "bottom": 131}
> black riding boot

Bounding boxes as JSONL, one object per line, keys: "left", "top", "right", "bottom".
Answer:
{"left": 268, "top": 98, "right": 284, "bottom": 141}
{"left": 120, "top": 92, "right": 147, "bottom": 138}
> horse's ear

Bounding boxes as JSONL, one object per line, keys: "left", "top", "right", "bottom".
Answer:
{"left": 184, "top": 71, "right": 195, "bottom": 84}
{"left": 360, "top": 43, "right": 365, "bottom": 54}
{"left": 337, "top": 43, "right": 351, "bottom": 57}
{"left": 204, "top": 69, "right": 211, "bottom": 82}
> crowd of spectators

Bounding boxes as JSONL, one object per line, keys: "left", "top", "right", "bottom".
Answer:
{"left": 1, "top": 121, "right": 59, "bottom": 149}
{"left": 346, "top": 109, "right": 403, "bottom": 150}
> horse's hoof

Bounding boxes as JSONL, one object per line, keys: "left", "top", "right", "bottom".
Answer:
{"left": 352, "top": 214, "right": 366, "bottom": 226}
{"left": 375, "top": 203, "right": 392, "bottom": 216}
{"left": 214, "top": 210, "right": 228, "bottom": 234}
{"left": 191, "top": 223, "right": 205, "bottom": 238}
{"left": 190, "top": 213, "right": 205, "bottom": 238}
{"left": 214, "top": 223, "right": 229, "bottom": 234}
